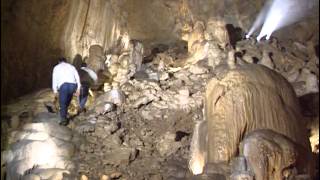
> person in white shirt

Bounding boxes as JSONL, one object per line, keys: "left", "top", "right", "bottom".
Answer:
{"left": 52, "top": 57, "right": 81, "bottom": 125}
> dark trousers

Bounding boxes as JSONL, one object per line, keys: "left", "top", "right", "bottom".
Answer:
{"left": 78, "top": 85, "right": 89, "bottom": 110}
{"left": 59, "top": 83, "right": 77, "bottom": 120}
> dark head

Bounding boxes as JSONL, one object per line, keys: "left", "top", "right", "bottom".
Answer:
{"left": 59, "top": 57, "right": 67, "bottom": 63}
{"left": 81, "top": 62, "right": 87, "bottom": 67}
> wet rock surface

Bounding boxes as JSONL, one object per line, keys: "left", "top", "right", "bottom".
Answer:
{"left": 2, "top": 113, "right": 81, "bottom": 179}
{"left": 1, "top": 36, "right": 319, "bottom": 179}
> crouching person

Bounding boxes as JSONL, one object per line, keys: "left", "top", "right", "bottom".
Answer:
{"left": 77, "top": 62, "right": 97, "bottom": 114}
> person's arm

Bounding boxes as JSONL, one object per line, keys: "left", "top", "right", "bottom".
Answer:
{"left": 52, "top": 67, "right": 58, "bottom": 94}
{"left": 74, "top": 67, "right": 81, "bottom": 96}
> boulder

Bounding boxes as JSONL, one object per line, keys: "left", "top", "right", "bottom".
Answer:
{"left": 102, "top": 148, "right": 136, "bottom": 166}
{"left": 240, "top": 129, "right": 313, "bottom": 179}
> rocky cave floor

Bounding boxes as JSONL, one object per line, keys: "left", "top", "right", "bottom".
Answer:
{"left": 1, "top": 38, "right": 319, "bottom": 180}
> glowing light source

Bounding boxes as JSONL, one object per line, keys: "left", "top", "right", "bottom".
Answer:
{"left": 246, "top": 0, "right": 318, "bottom": 41}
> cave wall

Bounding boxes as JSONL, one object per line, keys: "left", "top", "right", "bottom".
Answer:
{"left": 62, "top": 0, "right": 124, "bottom": 59}
{"left": 1, "top": 0, "right": 72, "bottom": 104}
{"left": 1, "top": 0, "right": 318, "bottom": 103}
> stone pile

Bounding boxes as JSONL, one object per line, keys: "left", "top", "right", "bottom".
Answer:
{"left": 236, "top": 39, "right": 319, "bottom": 97}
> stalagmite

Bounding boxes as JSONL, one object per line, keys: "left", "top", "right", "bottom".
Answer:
{"left": 203, "top": 63, "right": 313, "bottom": 176}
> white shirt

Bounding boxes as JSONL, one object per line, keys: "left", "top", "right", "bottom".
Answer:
{"left": 81, "top": 67, "right": 98, "bottom": 83}
{"left": 52, "top": 62, "right": 81, "bottom": 93}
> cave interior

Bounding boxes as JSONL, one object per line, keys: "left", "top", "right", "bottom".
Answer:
{"left": 1, "top": 0, "right": 319, "bottom": 179}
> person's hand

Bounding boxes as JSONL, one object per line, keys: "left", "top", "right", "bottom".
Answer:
{"left": 54, "top": 93, "right": 58, "bottom": 100}
{"left": 75, "top": 89, "right": 80, "bottom": 97}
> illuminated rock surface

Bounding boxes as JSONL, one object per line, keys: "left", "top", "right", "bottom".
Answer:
{"left": 205, "top": 64, "right": 311, "bottom": 163}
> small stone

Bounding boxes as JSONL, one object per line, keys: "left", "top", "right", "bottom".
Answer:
{"left": 103, "top": 89, "right": 126, "bottom": 106}
{"left": 178, "top": 88, "right": 189, "bottom": 97}
{"left": 103, "top": 102, "right": 116, "bottom": 114}
{"left": 103, "top": 148, "right": 133, "bottom": 165}
{"left": 104, "top": 83, "right": 112, "bottom": 92}
{"left": 148, "top": 72, "right": 160, "bottom": 81}
{"left": 100, "top": 174, "right": 110, "bottom": 180}
{"left": 76, "top": 123, "right": 95, "bottom": 134}
{"left": 156, "top": 132, "right": 182, "bottom": 157}
{"left": 133, "top": 96, "right": 152, "bottom": 108}
{"left": 110, "top": 172, "right": 122, "bottom": 179}
{"left": 159, "top": 72, "right": 169, "bottom": 81}
{"left": 81, "top": 175, "right": 89, "bottom": 180}
{"left": 189, "top": 65, "right": 208, "bottom": 75}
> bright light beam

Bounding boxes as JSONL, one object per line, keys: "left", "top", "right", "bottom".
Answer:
{"left": 247, "top": 0, "right": 318, "bottom": 41}
{"left": 246, "top": 0, "right": 273, "bottom": 39}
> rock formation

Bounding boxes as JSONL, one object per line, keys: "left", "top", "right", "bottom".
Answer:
{"left": 2, "top": 115, "right": 81, "bottom": 179}
{"left": 205, "top": 64, "right": 311, "bottom": 161}
{"left": 239, "top": 129, "right": 313, "bottom": 180}
{"left": 201, "top": 63, "right": 313, "bottom": 178}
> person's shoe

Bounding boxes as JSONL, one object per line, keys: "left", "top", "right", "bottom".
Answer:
{"left": 77, "top": 108, "right": 87, "bottom": 115}
{"left": 59, "top": 119, "right": 69, "bottom": 126}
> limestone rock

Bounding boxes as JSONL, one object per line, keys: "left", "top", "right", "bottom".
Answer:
{"left": 101, "top": 134, "right": 123, "bottom": 148}
{"left": 97, "top": 89, "right": 126, "bottom": 106}
{"left": 33, "top": 112, "right": 61, "bottom": 123}
{"left": 258, "top": 50, "right": 275, "bottom": 70}
{"left": 189, "top": 64, "right": 209, "bottom": 75}
{"left": 156, "top": 132, "right": 182, "bottom": 157}
{"left": 14, "top": 131, "right": 49, "bottom": 141}
{"left": 205, "top": 19, "right": 229, "bottom": 48}
{"left": 154, "top": 53, "right": 174, "bottom": 67}
{"left": 75, "top": 122, "right": 96, "bottom": 134}
{"left": 22, "top": 122, "right": 73, "bottom": 141}
{"left": 87, "top": 45, "right": 106, "bottom": 73}
{"left": 100, "top": 174, "right": 110, "bottom": 180}
{"left": 130, "top": 40, "right": 144, "bottom": 72}
{"left": 207, "top": 41, "right": 225, "bottom": 67}
{"left": 133, "top": 96, "right": 152, "bottom": 109}
{"left": 140, "top": 108, "right": 156, "bottom": 120}
{"left": 93, "top": 102, "right": 116, "bottom": 115}
{"left": 6, "top": 135, "right": 75, "bottom": 179}
{"left": 2, "top": 109, "right": 82, "bottom": 179}
{"left": 81, "top": 175, "right": 89, "bottom": 180}
{"left": 103, "top": 148, "right": 136, "bottom": 166}
{"left": 204, "top": 64, "right": 312, "bottom": 167}
{"left": 294, "top": 68, "right": 319, "bottom": 96}
{"left": 240, "top": 129, "right": 312, "bottom": 179}
{"left": 159, "top": 72, "right": 170, "bottom": 81}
